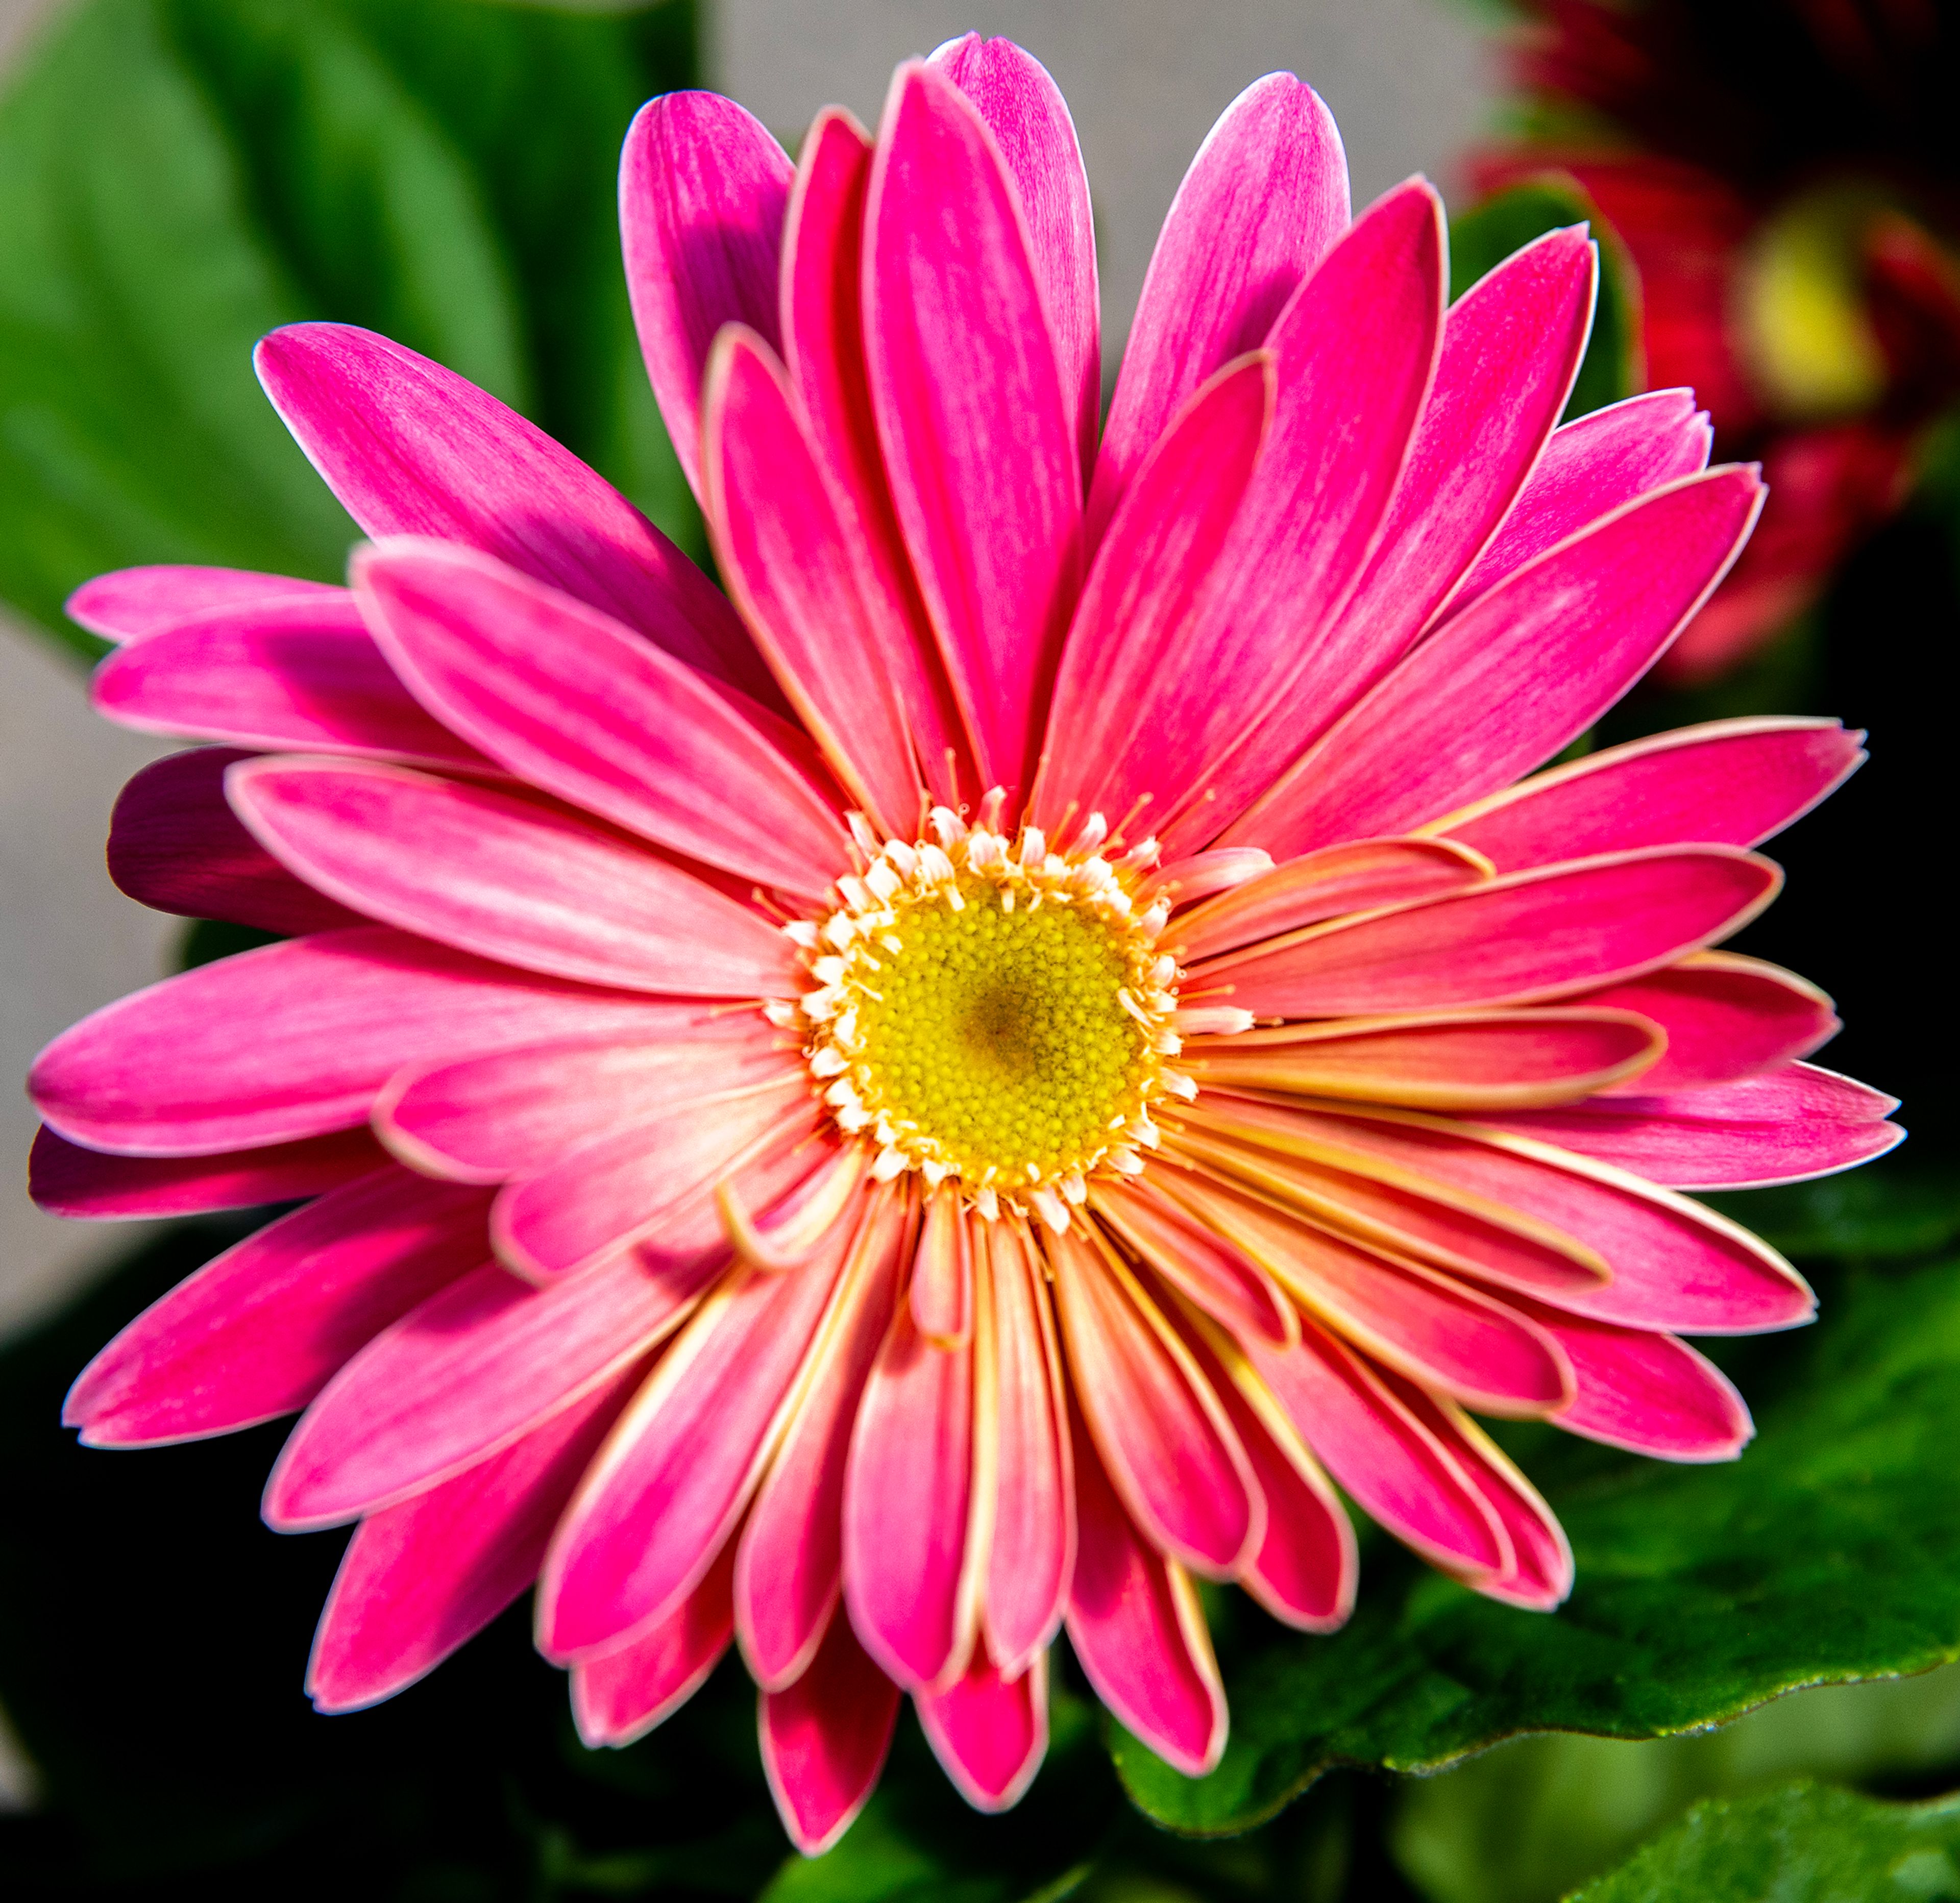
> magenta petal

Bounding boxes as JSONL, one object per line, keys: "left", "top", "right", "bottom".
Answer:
{"left": 30, "top": 927, "right": 671, "bottom": 1156}
{"left": 761, "top": 1607, "right": 901, "bottom": 1857}
{"left": 1434, "top": 718, "right": 1866, "bottom": 873}
{"left": 106, "top": 749, "right": 364, "bottom": 936}
{"left": 619, "top": 91, "right": 792, "bottom": 504}
{"left": 537, "top": 1242, "right": 855, "bottom": 1661}
{"left": 92, "top": 597, "right": 487, "bottom": 769}
{"left": 67, "top": 565, "right": 342, "bottom": 644}
{"left": 929, "top": 35, "right": 1099, "bottom": 477}
{"left": 1230, "top": 466, "right": 1767, "bottom": 858}
{"left": 916, "top": 1650, "right": 1049, "bottom": 1813}
{"left": 253, "top": 323, "right": 767, "bottom": 699}
{"left": 64, "top": 1168, "right": 489, "bottom": 1447}
{"left": 30, "top": 1123, "right": 385, "bottom": 1222}
{"left": 1091, "top": 71, "right": 1348, "bottom": 542}
{"left": 571, "top": 1538, "right": 738, "bottom": 1747}
{"left": 1064, "top": 1401, "right": 1226, "bottom": 1778}
{"left": 226, "top": 757, "right": 799, "bottom": 998}
{"left": 309, "top": 1369, "right": 639, "bottom": 1713}
{"left": 864, "top": 61, "right": 1083, "bottom": 798}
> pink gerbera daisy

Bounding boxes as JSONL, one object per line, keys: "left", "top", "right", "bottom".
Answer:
{"left": 27, "top": 36, "right": 1899, "bottom": 1855}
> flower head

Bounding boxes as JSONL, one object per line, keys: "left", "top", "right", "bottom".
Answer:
{"left": 32, "top": 36, "right": 1899, "bottom": 1854}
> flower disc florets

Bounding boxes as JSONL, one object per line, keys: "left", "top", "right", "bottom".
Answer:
{"left": 779, "top": 804, "right": 1194, "bottom": 1230}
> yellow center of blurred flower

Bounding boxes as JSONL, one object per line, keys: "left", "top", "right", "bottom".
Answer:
{"left": 786, "top": 810, "right": 1189, "bottom": 1229}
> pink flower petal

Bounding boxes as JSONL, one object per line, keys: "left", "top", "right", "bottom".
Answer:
{"left": 30, "top": 926, "right": 672, "bottom": 1156}
{"left": 1029, "top": 353, "right": 1275, "bottom": 837}
{"left": 864, "top": 61, "right": 1083, "bottom": 799}
{"left": 106, "top": 749, "right": 364, "bottom": 935}
{"left": 226, "top": 758, "right": 799, "bottom": 998}
{"left": 1473, "top": 1062, "right": 1902, "bottom": 1189}
{"left": 737, "top": 1193, "right": 906, "bottom": 1691}
{"left": 760, "top": 1607, "right": 901, "bottom": 1857}
{"left": 1431, "top": 718, "right": 1866, "bottom": 873}
{"left": 353, "top": 539, "right": 852, "bottom": 897}
{"left": 841, "top": 1255, "right": 979, "bottom": 1690}
{"left": 1578, "top": 953, "right": 1841, "bottom": 1093}
{"left": 1228, "top": 467, "right": 1766, "bottom": 858}
{"left": 377, "top": 1019, "right": 793, "bottom": 1185}
{"left": 1168, "top": 837, "right": 1487, "bottom": 965}
{"left": 1050, "top": 1227, "right": 1262, "bottom": 1579}
{"left": 253, "top": 323, "right": 766, "bottom": 698}
{"left": 92, "top": 597, "right": 486, "bottom": 769}
{"left": 915, "top": 1649, "right": 1049, "bottom": 1813}
{"left": 310, "top": 1368, "right": 641, "bottom": 1713}
{"left": 572, "top": 1537, "right": 739, "bottom": 1747}
{"left": 1241, "top": 1320, "right": 1511, "bottom": 1579}
{"left": 1091, "top": 72, "right": 1348, "bottom": 542}
{"left": 1200, "top": 846, "right": 1780, "bottom": 1019}
{"left": 981, "top": 1221, "right": 1073, "bottom": 1675}
{"left": 30, "top": 1123, "right": 385, "bottom": 1222}
{"left": 700, "top": 329, "right": 924, "bottom": 834}
{"left": 909, "top": 1188, "right": 974, "bottom": 1348}
{"left": 64, "top": 1167, "right": 489, "bottom": 1447}
{"left": 929, "top": 35, "right": 1099, "bottom": 476}
{"left": 1448, "top": 388, "right": 1713, "bottom": 615}
{"left": 67, "top": 565, "right": 342, "bottom": 644}
{"left": 1064, "top": 1401, "right": 1226, "bottom": 1778}
{"left": 619, "top": 91, "right": 792, "bottom": 504}
{"left": 779, "top": 107, "right": 969, "bottom": 810}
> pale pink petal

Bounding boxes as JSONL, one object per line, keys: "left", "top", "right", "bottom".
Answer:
{"left": 916, "top": 1650, "right": 1048, "bottom": 1813}
{"left": 1168, "top": 837, "right": 1487, "bottom": 965}
{"left": 737, "top": 1193, "right": 906, "bottom": 1691}
{"left": 1050, "top": 1227, "right": 1262, "bottom": 1579}
{"left": 981, "top": 1221, "right": 1073, "bottom": 1675}
{"left": 760, "top": 1607, "right": 901, "bottom": 1857}
{"left": 1512, "top": 1296, "right": 1754, "bottom": 1460}
{"left": 1227, "top": 467, "right": 1766, "bottom": 858}
{"left": 1187, "top": 1010, "right": 1664, "bottom": 1110}
{"left": 779, "top": 107, "right": 968, "bottom": 809}
{"left": 699, "top": 330, "right": 923, "bottom": 832}
{"left": 537, "top": 1233, "right": 857, "bottom": 1661}
{"left": 352, "top": 539, "right": 852, "bottom": 897}
{"left": 1200, "top": 846, "right": 1780, "bottom": 1019}
{"left": 376, "top": 1020, "right": 792, "bottom": 1185}
{"left": 1431, "top": 718, "right": 1866, "bottom": 873}
{"left": 1091, "top": 72, "right": 1348, "bottom": 541}
{"left": 64, "top": 1167, "right": 489, "bottom": 1447}
{"left": 310, "top": 1369, "right": 641, "bottom": 1713}
{"left": 1449, "top": 388, "right": 1713, "bottom": 614}
{"left": 842, "top": 1250, "right": 977, "bottom": 1690}
{"left": 1474, "top": 1062, "right": 1902, "bottom": 1189}
{"left": 864, "top": 61, "right": 1082, "bottom": 798}
{"left": 226, "top": 758, "right": 799, "bottom": 997}
{"left": 1125, "top": 181, "right": 1448, "bottom": 851}
{"left": 1141, "top": 847, "right": 1274, "bottom": 910}
{"left": 1029, "top": 353, "right": 1274, "bottom": 836}
{"left": 253, "top": 324, "right": 767, "bottom": 697}
{"left": 30, "top": 1123, "right": 385, "bottom": 1221}
{"left": 1064, "top": 1401, "right": 1226, "bottom": 1778}
{"left": 106, "top": 749, "right": 364, "bottom": 935}
{"left": 67, "top": 565, "right": 342, "bottom": 644}
{"left": 572, "top": 1537, "right": 738, "bottom": 1747}
{"left": 30, "top": 927, "right": 675, "bottom": 1156}
{"left": 1242, "top": 1320, "right": 1510, "bottom": 1579}
{"left": 92, "top": 597, "right": 486, "bottom": 769}
{"left": 929, "top": 35, "right": 1099, "bottom": 476}
{"left": 1577, "top": 953, "right": 1840, "bottom": 1093}
{"left": 909, "top": 1188, "right": 974, "bottom": 1348}
{"left": 619, "top": 91, "right": 792, "bottom": 503}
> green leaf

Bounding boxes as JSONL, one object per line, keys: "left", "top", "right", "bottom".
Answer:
{"left": 1115, "top": 1258, "right": 1960, "bottom": 1836}
{"left": 1448, "top": 177, "right": 1638, "bottom": 423}
{"left": 1571, "top": 1781, "right": 1960, "bottom": 1903}
{"left": 0, "top": 0, "right": 701, "bottom": 663}
{"left": 1704, "top": 1158, "right": 1960, "bottom": 1265}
